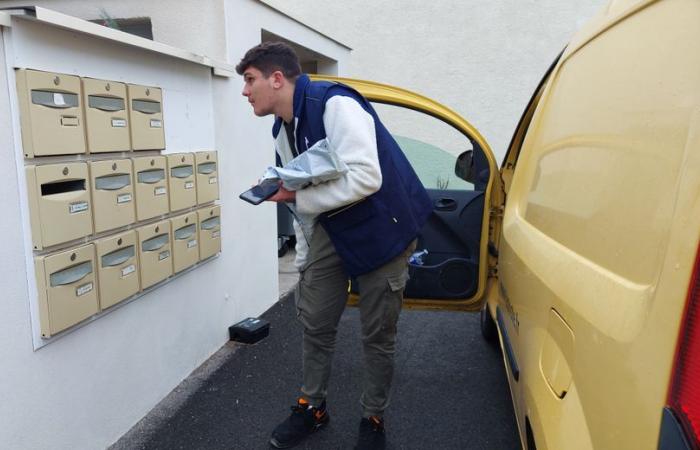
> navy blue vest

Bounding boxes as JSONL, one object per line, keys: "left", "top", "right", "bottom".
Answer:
{"left": 273, "top": 74, "right": 432, "bottom": 276}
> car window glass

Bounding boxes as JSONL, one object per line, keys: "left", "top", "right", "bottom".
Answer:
{"left": 372, "top": 102, "right": 475, "bottom": 191}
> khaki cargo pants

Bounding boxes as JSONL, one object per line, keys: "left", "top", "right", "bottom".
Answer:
{"left": 296, "top": 224, "right": 416, "bottom": 417}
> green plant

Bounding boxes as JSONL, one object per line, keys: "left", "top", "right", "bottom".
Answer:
{"left": 436, "top": 175, "right": 450, "bottom": 190}
{"left": 98, "top": 8, "right": 120, "bottom": 30}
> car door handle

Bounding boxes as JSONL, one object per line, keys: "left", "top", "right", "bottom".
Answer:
{"left": 434, "top": 198, "right": 457, "bottom": 211}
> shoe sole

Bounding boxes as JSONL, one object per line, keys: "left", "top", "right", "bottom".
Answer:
{"left": 269, "top": 417, "right": 329, "bottom": 449}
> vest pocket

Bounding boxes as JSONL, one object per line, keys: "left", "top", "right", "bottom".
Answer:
{"left": 323, "top": 198, "right": 374, "bottom": 232}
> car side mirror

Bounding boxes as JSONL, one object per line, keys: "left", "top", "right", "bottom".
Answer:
{"left": 455, "top": 150, "right": 475, "bottom": 183}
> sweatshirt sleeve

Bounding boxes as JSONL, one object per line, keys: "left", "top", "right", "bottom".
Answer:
{"left": 294, "top": 95, "right": 382, "bottom": 215}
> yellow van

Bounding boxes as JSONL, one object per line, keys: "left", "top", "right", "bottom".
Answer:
{"left": 315, "top": 0, "right": 699, "bottom": 448}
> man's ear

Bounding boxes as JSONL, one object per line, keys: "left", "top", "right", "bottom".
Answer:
{"left": 271, "top": 71, "right": 285, "bottom": 89}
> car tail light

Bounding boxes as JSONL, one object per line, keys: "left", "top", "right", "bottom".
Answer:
{"left": 667, "top": 247, "right": 700, "bottom": 448}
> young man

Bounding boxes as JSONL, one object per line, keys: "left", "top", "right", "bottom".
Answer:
{"left": 236, "top": 42, "right": 432, "bottom": 450}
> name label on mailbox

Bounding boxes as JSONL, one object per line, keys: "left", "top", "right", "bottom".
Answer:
{"left": 54, "top": 93, "right": 67, "bottom": 106}
{"left": 121, "top": 264, "right": 135, "bottom": 277}
{"left": 209, "top": 177, "right": 217, "bottom": 184}
{"left": 76, "top": 282, "right": 93, "bottom": 297}
{"left": 212, "top": 230, "right": 220, "bottom": 239}
{"left": 187, "top": 239, "right": 197, "bottom": 249}
{"left": 185, "top": 181, "right": 194, "bottom": 189}
{"left": 111, "top": 119, "right": 127, "bottom": 128}
{"left": 150, "top": 119, "right": 162, "bottom": 128}
{"left": 154, "top": 186, "right": 167, "bottom": 196}
{"left": 117, "top": 193, "right": 132, "bottom": 204}
{"left": 69, "top": 201, "right": 89, "bottom": 214}
{"left": 158, "top": 250, "right": 170, "bottom": 261}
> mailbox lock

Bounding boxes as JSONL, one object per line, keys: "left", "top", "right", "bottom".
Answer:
{"left": 105, "top": 83, "right": 111, "bottom": 92}
{"left": 62, "top": 167, "right": 69, "bottom": 176}
{"left": 117, "top": 238, "right": 123, "bottom": 245}
{"left": 185, "top": 218, "right": 189, "bottom": 223}
{"left": 146, "top": 88, "right": 150, "bottom": 96}
{"left": 53, "top": 76, "right": 60, "bottom": 86}
{"left": 181, "top": 156, "right": 185, "bottom": 163}
{"left": 210, "top": 211, "right": 213, "bottom": 216}
{"left": 150, "top": 159, "right": 155, "bottom": 166}
{"left": 70, "top": 253, "right": 76, "bottom": 261}
{"left": 155, "top": 226, "right": 159, "bottom": 233}
{"left": 112, "top": 163, "right": 117, "bottom": 171}
{"left": 206, "top": 155, "right": 211, "bottom": 160}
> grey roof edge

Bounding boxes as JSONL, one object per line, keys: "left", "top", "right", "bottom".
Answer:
{"left": 255, "top": 0, "right": 352, "bottom": 51}
{"left": 0, "top": 6, "right": 237, "bottom": 78}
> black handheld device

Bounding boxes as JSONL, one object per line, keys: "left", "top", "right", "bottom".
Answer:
{"left": 239, "top": 180, "right": 280, "bottom": 205}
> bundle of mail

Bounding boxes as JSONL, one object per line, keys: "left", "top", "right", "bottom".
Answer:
{"left": 261, "top": 138, "right": 348, "bottom": 190}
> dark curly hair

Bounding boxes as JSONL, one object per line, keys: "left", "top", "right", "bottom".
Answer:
{"left": 235, "top": 42, "right": 302, "bottom": 79}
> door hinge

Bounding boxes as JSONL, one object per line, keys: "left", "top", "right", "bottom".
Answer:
{"left": 488, "top": 241, "right": 499, "bottom": 257}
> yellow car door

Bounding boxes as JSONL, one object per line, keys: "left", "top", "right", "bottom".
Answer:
{"left": 310, "top": 75, "right": 502, "bottom": 313}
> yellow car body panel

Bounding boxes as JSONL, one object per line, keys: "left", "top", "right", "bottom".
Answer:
{"left": 496, "top": 0, "right": 700, "bottom": 448}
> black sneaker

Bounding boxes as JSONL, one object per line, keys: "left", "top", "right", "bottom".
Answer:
{"left": 269, "top": 398, "right": 329, "bottom": 448}
{"left": 354, "top": 416, "right": 386, "bottom": 450}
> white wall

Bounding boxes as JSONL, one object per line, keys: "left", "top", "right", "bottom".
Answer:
{"left": 0, "top": 0, "right": 228, "bottom": 60}
{"left": 260, "top": 0, "right": 606, "bottom": 163}
{"left": 219, "top": 0, "right": 350, "bottom": 317}
{"left": 0, "top": 3, "right": 349, "bottom": 449}
{"left": 0, "top": 19, "right": 231, "bottom": 449}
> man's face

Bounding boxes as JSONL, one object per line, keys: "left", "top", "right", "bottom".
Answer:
{"left": 241, "top": 67, "right": 277, "bottom": 117}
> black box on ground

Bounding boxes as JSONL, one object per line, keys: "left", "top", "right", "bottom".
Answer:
{"left": 229, "top": 317, "right": 270, "bottom": 344}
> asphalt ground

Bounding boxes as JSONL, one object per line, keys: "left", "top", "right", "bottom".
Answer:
{"left": 113, "top": 292, "right": 520, "bottom": 450}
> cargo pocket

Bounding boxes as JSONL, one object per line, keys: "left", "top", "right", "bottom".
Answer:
{"left": 387, "top": 271, "right": 408, "bottom": 293}
{"left": 382, "top": 271, "right": 408, "bottom": 331}
{"left": 294, "top": 268, "right": 309, "bottom": 319}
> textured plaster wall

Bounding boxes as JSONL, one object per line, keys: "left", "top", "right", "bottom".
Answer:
{"left": 260, "top": 0, "right": 606, "bottom": 162}
{"left": 0, "top": 1, "right": 349, "bottom": 448}
{"left": 220, "top": 0, "right": 350, "bottom": 319}
{"left": 0, "top": 19, "right": 234, "bottom": 448}
{"left": 0, "top": 0, "right": 228, "bottom": 60}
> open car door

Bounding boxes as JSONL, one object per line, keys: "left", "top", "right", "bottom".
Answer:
{"left": 311, "top": 76, "right": 502, "bottom": 311}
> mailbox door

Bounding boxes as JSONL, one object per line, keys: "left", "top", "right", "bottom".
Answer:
{"left": 171, "top": 212, "right": 199, "bottom": 272}
{"left": 128, "top": 84, "right": 165, "bottom": 150}
{"left": 167, "top": 153, "right": 196, "bottom": 212}
{"left": 82, "top": 78, "right": 130, "bottom": 153}
{"left": 198, "top": 206, "right": 221, "bottom": 260}
{"left": 95, "top": 231, "right": 139, "bottom": 309}
{"left": 132, "top": 156, "right": 169, "bottom": 221}
{"left": 28, "top": 162, "right": 93, "bottom": 249}
{"left": 195, "top": 151, "right": 219, "bottom": 204}
{"left": 137, "top": 220, "right": 172, "bottom": 289}
{"left": 37, "top": 244, "right": 98, "bottom": 337}
{"left": 16, "top": 69, "right": 86, "bottom": 157}
{"left": 89, "top": 159, "right": 135, "bottom": 233}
